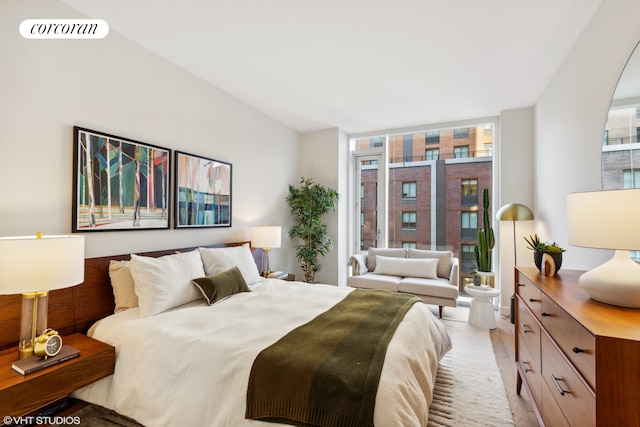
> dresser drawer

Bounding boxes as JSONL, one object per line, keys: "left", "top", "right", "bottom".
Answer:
{"left": 540, "top": 293, "right": 596, "bottom": 389}
{"left": 542, "top": 332, "right": 595, "bottom": 427}
{"left": 541, "top": 379, "right": 570, "bottom": 427}
{"left": 516, "top": 275, "right": 542, "bottom": 319}
{"left": 517, "top": 298, "right": 541, "bottom": 369}
{"left": 517, "top": 337, "right": 542, "bottom": 408}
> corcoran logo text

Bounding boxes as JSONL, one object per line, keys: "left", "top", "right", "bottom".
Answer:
{"left": 20, "top": 19, "right": 109, "bottom": 39}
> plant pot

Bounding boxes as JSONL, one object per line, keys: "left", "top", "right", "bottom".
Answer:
{"left": 534, "top": 252, "right": 563, "bottom": 273}
{"left": 476, "top": 271, "right": 495, "bottom": 288}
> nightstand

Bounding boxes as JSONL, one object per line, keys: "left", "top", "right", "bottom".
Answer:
{"left": 0, "top": 333, "right": 115, "bottom": 417}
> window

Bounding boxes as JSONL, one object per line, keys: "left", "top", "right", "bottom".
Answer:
{"left": 426, "top": 131, "right": 440, "bottom": 144}
{"left": 350, "top": 120, "right": 494, "bottom": 283}
{"left": 461, "top": 244, "right": 475, "bottom": 275}
{"left": 370, "top": 137, "right": 383, "bottom": 148}
{"left": 623, "top": 169, "right": 640, "bottom": 189}
{"left": 461, "top": 179, "right": 478, "bottom": 206}
{"left": 483, "top": 143, "right": 493, "bottom": 157}
{"left": 461, "top": 211, "right": 478, "bottom": 239}
{"left": 425, "top": 148, "right": 439, "bottom": 160}
{"left": 453, "top": 128, "right": 470, "bottom": 139}
{"left": 402, "top": 211, "right": 417, "bottom": 229}
{"left": 402, "top": 181, "right": 417, "bottom": 199}
{"left": 360, "top": 184, "right": 364, "bottom": 199}
{"left": 454, "top": 146, "right": 469, "bottom": 158}
{"left": 402, "top": 242, "right": 417, "bottom": 249}
{"left": 403, "top": 134, "right": 413, "bottom": 162}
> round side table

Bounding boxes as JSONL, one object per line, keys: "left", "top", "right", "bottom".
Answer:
{"left": 465, "top": 286, "right": 500, "bottom": 329}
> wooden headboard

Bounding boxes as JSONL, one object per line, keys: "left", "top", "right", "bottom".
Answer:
{"left": 0, "top": 242, "right": 261, "bottom": 351}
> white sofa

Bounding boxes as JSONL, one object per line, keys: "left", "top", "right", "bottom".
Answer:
{"left": 348, "top": 248, "right": 459, "bottom": 318}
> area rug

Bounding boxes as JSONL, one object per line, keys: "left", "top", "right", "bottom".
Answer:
{"left": 428, "top": 318, "right": 515, "bottom": 427}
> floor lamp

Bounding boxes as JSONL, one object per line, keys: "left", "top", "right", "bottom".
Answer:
{"left": 496, "top": 203, "right": 534, "bottom": 323}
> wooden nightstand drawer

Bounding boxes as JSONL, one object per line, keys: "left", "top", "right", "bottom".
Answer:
{"left": 0, "top": 333, "right": 115, "bottom": 417}
{"left": 516, "top": 298, "right": 541, "bottom": 369}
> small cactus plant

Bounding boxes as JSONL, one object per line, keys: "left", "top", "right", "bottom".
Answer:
{"left": 473, "top": 188, "right": 495, "bottom": 272}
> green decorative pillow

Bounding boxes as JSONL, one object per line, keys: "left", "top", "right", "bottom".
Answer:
{"left": 192, "top": 266, "right": 250, "bottom": 305}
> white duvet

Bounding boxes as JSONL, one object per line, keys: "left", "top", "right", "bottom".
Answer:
{"left": 73, "top": 279, "right": 451, "bottom": 427}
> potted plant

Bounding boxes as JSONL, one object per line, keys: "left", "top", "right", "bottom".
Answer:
{"left": 473, "top": 188, "right": 495, "bottom": 287}
{"left": 287, "top": 177, "right": 339, "bottom": 283}
{"left": 524, "top": 234, "right": 565, "bottom": 273}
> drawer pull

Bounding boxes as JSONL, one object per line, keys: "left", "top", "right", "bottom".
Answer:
{"left": 541, "top": 312, "right": 550, "bottom": 317}
{"left": 529, "top": 298, "right": 539, "bottom": 303}
{"left": 520, "top": 323, "right": 532, "bottom": 334}
{"left": 516, "top": 283, "right": 525, "bottom": 287}
{"left": 572, "top": 347, "right": 585, "bottom": 353}
{"left": 521, "top": 361, "right": 532, "bottom": 373}
{"left": 551, "top": 374, "right": 570, "bottom": 396}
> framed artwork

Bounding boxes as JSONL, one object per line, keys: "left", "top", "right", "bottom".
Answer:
{"left": 175, "top": 151, "right": 232, "bottom": 228}
{"left": 175, "top": 151, "right": 231, "bottom": 228}
{"left": 72, "top": 126, "right": 171, "bottom": 232}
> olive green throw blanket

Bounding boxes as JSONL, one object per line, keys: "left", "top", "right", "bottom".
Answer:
{"left": 245, "top": 289, "right": 421, "bottom": 427}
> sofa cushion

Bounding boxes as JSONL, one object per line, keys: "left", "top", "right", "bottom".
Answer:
{"left": 408, "top": 249, "right": 453, "bottom": 279}
{"left": 373, "top": 256, "right": 438, "bottom": 279}
{"left": 366, "top": 248, "right": 407, "bottom": 272}
{"left": 347, "top": 273, "right": 401, "bottom": 292}
{"left": 398, "top": 277, "right": 458, "bottom": 300}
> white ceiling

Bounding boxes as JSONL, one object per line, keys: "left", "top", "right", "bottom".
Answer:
{"left": 62, "top": 0, "right": 603, "bottom": 134}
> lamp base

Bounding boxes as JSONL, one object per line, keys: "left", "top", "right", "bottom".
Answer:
{"left": 579, "top": 251, "right": 640, "bottom": 308}
{"left": 18, "top": 291, "right": 49, "bottom": 359}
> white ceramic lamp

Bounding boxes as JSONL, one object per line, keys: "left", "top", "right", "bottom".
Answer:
{"left": 567, "top": 189, "right": 640, "bottom": 307}
{"left": 0, "top": 233, "right": 85, "bottom": 358}
{"left": 251, "top": 226, "right": 281, "bottom": 277}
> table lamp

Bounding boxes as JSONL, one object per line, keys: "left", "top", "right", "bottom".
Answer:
{"left": 0, "top": 233, "right": 85, "bottom": 359}
{"left": 251, "top": 226, "right": 281, "bottom": 277}
{"left": 567, "top": 189, "right": 640, "bottom": 307}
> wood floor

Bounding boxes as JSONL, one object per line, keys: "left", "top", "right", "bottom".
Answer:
{"left": 490, "top": 313, "right": 540, "bottom": 427}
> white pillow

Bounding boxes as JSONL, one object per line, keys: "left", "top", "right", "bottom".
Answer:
{"left": 198, "top": 244, "right": 261, "bottom": 285}
{"left": 373, "top": 255, "right": 439, "bottom": 279}
{"left": 108, "top": 260, "right": 138, "bottom": 313}
{"left": 130, "top": 249, "right": 206, "bottom": 317}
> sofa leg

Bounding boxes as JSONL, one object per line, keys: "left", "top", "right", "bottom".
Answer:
{"left": 438, "top": 306, "right": 443, "bottom": 318}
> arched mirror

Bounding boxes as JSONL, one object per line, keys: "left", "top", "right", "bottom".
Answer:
{"left": 602, "top": 41, "right": 640, "bottom": 190}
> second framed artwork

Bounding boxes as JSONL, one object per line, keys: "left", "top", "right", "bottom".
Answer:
{"left": 174, "top": 151, "right": 232, "bottom": 228}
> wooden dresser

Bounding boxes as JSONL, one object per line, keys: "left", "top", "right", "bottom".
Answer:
{"left": 515, "top": 267, "right": 640, "bottom": 426}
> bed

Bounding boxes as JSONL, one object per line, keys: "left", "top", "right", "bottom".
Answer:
{"left": 2, "top": 242, "right": 451, "bottom": 427}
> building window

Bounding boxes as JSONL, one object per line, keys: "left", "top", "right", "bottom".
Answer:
{"left": 461, "top": 211, "right": 478, "bottom": 239}
{"left": 454, "top": 146, "right": 469, "bottom": 158}
{"left": 453, "top": 128, "right": 470, "bottom": 139}
{"left": 425, "top": 148, "right": 439, "bottom": 160}
{"left": 483, "top": 143, "right": 493, "bottom": 157}
{"left": 483, "top": 125, "right": 493, "bottom": 136}
{"left": 623, "top": 169, "right": 640, "bottom": 189}
{"left": 370, "top": 137, "right": 383, "bottom": 148}
{"left": 402, "top": 182, "right": 417, "bottom": 199}
{"left": 402, "top": 211, "right": 417, "bottom": 229}
{"left": 402, "top": 242, "right": 417, "bottom": 249}
{"left": 461, "top": 179, "right": 478, "bottom": 206}
{"left": 461, "top": 244, "right": 475, "bottom": 274}
{"left": 403, "top": 134, "right": 413, "bottom": 162}
{"left": 426, "top": 131, "right": 440, "bottom": 144}
{"left": 360, "top": 184, "right": 364, "bottom": 199}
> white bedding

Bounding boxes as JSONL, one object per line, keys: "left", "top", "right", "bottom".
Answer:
{"left": 73, "top": 279, "right": 451, "bottom": 427}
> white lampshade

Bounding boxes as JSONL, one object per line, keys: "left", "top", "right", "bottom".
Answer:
{"left": 0, "top": 234, "right": 85, "bottom": 294}
{"left": 567, "top": 189, "right": 640, "bottom": 307}
{"left": 567, "top": 189, "right": 640, "bottom": 251}
{"left": 251, "top": 226, "right": 282, "bottom": 249}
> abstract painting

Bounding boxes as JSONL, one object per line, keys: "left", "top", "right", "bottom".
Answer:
{"left": 175, "top": 151, "right": 232, "bottom": 228}
{"left": 72, "top": 126, "right": 171, "bottom": 231}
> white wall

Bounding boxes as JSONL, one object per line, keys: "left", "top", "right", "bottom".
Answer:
{"left": 299, "top": 128, "right": 349, "bottom": 285}
{"left": 496, "top": 107, "right": 536, "bottom": 313}
{"left": 0, "top": 0, "right": 301, "bottom": 271}
{"left": 534, "top": 0, "right": 640, "bottom": 271}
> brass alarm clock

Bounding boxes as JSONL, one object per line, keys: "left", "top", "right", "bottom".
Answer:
{"left": 34, "top": 328, "right": 63, "bottom": 359}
